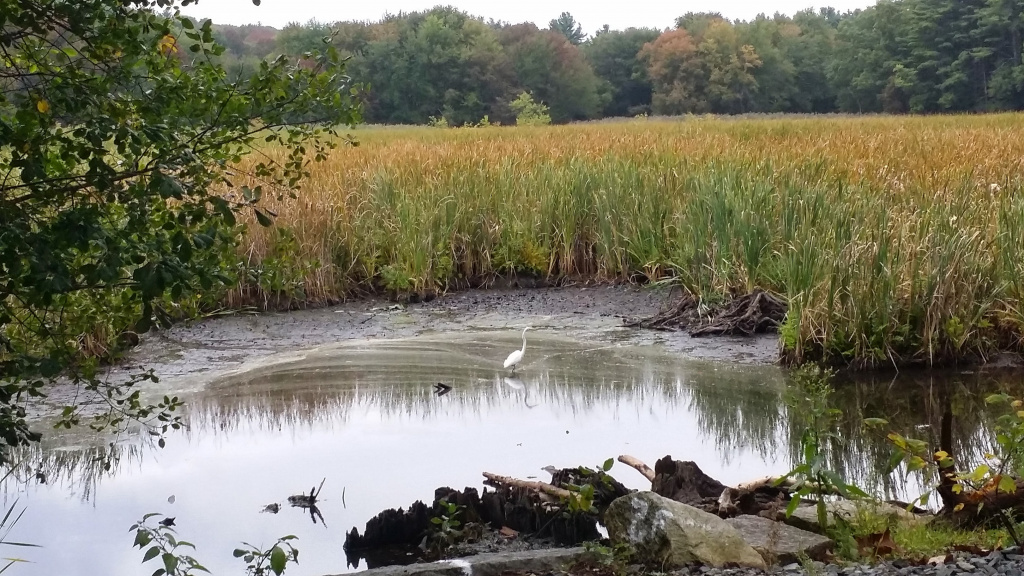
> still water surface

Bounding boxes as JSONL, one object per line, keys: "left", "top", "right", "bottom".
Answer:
{"left": 3, "top": 331, "right": 1021, "bottom": 576}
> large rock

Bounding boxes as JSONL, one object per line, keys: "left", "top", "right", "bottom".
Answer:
{"left": 784, "top": 501, "right": 917, "bottom": 534}
{"left": 604, "top": 492, "right": 766, "bottom": 570}
{"left": 725, "top": 515, "right": 834, "bottom": 565}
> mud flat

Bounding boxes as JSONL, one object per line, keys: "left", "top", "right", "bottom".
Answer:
{"left": 114, "top": 285, "right": 777, "bottom": 394}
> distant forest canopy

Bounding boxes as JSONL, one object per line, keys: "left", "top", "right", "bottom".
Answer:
{"left": 204, "top": 0, "right": 1024, "bottom": 124}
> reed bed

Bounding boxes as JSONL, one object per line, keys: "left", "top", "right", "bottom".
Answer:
{"left": 234, "top": 114, "right": 1024, "bottom": 367}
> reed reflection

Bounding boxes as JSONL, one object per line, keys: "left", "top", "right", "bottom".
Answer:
{"left": 5, "top": 334, "right": 1024, "bottom": 510}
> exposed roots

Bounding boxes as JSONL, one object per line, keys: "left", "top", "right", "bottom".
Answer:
{"left": 625, "top": 289, "right": 788, "bottom": 337}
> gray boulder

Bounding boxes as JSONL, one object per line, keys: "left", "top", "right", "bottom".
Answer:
{"left": 725, "top": 514, "right": 834, "bottom": 565}
{"left": 785, "top": 501, "right": 917, "bottom": 534}
{"left": 604, "top": 491, "right": 766, "bottom": 570}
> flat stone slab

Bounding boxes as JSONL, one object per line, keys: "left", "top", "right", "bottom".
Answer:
{"left": 329, "top": 547, "right": 586, "bottom": 576}
{"left": 725, "top": 514, "right": 834, "bottom": 565}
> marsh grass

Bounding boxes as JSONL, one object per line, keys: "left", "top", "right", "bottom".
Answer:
{"left": 232, "top": 115, "right": 1024, "bottom": 367}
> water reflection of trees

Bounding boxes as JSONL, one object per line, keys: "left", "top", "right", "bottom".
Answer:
{"left": 7, "top": 347, "right": 1024, "bottom": 506}
{"left": 682, "top": 364, "right": 787, "bottom": 464}
{"left": 786, "top": 371, "right": 1022, "bottom": 499}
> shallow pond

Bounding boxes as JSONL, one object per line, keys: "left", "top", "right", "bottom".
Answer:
{"left": 3, "top": 330, "right": 1022, "bottom": 576}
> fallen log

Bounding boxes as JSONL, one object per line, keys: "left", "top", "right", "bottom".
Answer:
{"left": 481, "top": 475, "right": 602, "bottom": 544}
{"left": 618, "top": 455, "right": 655, "bottom": 482}
{"left": 735, "top": 476, "right": 839, "bottom": 495}
{"left": 915, "top": 400, "right": 1024, "bottom": 533}
{"left": 482, "top": 472, "right": 572, "bottom": 499}
{"left": 940, "top": 473, "right": 1024, "bottom": 530}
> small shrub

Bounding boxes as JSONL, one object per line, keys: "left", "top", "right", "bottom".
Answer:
{"left": 510, "top": 92, "right": 551, "bottom": 126}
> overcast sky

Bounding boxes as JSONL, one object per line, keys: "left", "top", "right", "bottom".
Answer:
{"left": 184, "top": 0, "right": 877, "bottom": 31}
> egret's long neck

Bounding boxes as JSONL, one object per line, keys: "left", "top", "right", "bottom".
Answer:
{"left": 520, "top": 331, "right": 528, "bottom": 352}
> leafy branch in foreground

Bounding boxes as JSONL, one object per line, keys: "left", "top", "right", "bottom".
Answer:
{"left": 131, "top": 514, "right": 209, "bottom": 576}
{"left": 877, "top": 392, "right": 1024, "bottom": 545}
{"left": 133, "top": 513, "right": 300, "bottom": 576}
{"left": 235, "top": 536, "right": 299, "bottom": 576}
{"left": 0, "top": 0, "right": 361, "bottom": 461}
{"left": 779, "top": 365, "right": 869, "bottom": 527}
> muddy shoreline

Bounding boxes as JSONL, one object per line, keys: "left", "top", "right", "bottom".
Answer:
{"left": 30, "top": 283, "right": 1024, "bottom": 424}
{"left": 121, "top": 284, "right": 777, "bottom": 388}
{"left": 26, "top": 284, "right": 779, "bottom": 423}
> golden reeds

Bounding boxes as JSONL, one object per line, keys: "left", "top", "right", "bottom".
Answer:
{"left": 234, "top": 114, "right": 1024, "bottom": 367}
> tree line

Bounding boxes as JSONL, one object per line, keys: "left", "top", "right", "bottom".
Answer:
{"left": 207, "top": 0, "right": 1024, "bottom": 124}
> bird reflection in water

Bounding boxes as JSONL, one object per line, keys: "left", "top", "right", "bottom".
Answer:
{"left": 503, "top": 376, "right": 538, "bottom": 408}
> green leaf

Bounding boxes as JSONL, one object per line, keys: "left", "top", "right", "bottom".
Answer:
{"left": 270, "top": 546, "right": 287, "bottom": 575}
{"left": 784, "top": 496, "right": 800, "bottom": 518}
{"left": 885, "top": 451, "right": 905, "bottom": 474}
{"left": 254, "top": 209, "right": 274, "bottom": 227}
{"left": 602, "top": 458, "right": 614, "bottom": 472}
{"left": 143, "top": 545, "right": 161, "bottom": 563}
{"left": 233, "top": 549, "right": 247, "bottom": 558}
{"left": 972, "top": 464, "right": 991, "bottom": 481}
{"left": 162, "top": 553, "right": 178, "bottom": 574}
{"left": 998, "top": 475, "right": 1017, "bottom": 494}
{"left": 816, "top": 500, "right": 828, "bottom": 529}
{"left": 846, "top": 485, "right": 870, "bottom": 498}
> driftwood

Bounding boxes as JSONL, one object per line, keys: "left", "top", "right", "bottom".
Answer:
{"left": 622, "top": 455, "right": 790, "bottom": 518}
{"left": 552, "top": 467, "right": 632, "bottom": 516}
{"left": 624, "top": 290, "right": 787, "bottom": 337}
{"left": 618, "top": 455, "right": 655, "bottom": 482}
{"left": 485, "top": 467, "right": 630, "bottom": 515}
{"left": 481, "top": 475, "right": 602, "bottom": 545}
{"left": 482, "top": 472, "right": 572, "bottom": 499}
{"left": 622, "top": 455, "right": 931, "bottom": 520}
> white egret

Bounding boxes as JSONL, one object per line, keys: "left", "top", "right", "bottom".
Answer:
{"left": 503, "top": 327, "right": 531, "bottom": 375}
